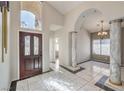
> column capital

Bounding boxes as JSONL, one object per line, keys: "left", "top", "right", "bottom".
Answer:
{"left": 109, "top": 19, "right": 123, "bottom": 24}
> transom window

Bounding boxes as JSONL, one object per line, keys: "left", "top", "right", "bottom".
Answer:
{"left": 21, "top": 10, "right": 36, "bottom": 29}
{"left": 20, "top": 2, "right": 42, "bottom": 31}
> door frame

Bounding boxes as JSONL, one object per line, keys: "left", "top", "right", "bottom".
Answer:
{"left": 19, "top": 31, "right": 43, "bottom": 79}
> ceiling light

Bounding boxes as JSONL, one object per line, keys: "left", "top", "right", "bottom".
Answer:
{"left": 97, "top": 20, "right": 108, "bottom": 39}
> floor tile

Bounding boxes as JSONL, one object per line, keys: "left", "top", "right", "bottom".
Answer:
{"left": 78, "top": 83, "right": 101, "bottom": 91}
{"left": 16, "top": 61, "right": 110, "bottom": 91}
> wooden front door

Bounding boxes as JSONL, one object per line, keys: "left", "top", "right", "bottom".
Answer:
{"left": 20, "top": 32, "right": 42, "bottom": 79}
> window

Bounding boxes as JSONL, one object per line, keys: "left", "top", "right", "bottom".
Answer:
{"left": 93, "top": 40, "right": 100, "bottom": 55}
{"left": 101, "top": 39, "right": 110, "bottom": 56}
{"left": 21, "top": 10, "right": 35, "bottom": 29}
{"left": 20, "top": 2, "right": 42, "bottom": 30}
{"left": 92, "top": 39, "right": 110, "bottom": 56}
{"left": 34, "top": 36, "right": 39, "bottom": 55}
{"left": 21, "top": 10, "right": 41, "bottom": 30}
{"left": 24, "top": 36, "right": 30, "bottom": 55}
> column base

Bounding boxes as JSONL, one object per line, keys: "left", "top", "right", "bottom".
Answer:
{"left": 105, "top": 78, "right": 124, "bottom": 91}
{"left": 62, "top": 65, "right": 81, "bottom": 71}
{"left": 109, "top": 79, "right": 122, "bottom": 86}
{"left": 60, "top": 65, "right": 85, "bottom": 74}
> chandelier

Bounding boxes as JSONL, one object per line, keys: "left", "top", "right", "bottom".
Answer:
{"left": 97, "top": 20, "right": 108, "bottom": 38}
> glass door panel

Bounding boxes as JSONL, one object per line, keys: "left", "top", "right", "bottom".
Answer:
{"left": 34, "top": 36, "right": 39, "bottom": 55}
{"left": 24, "top": 36, "right": 31, "bottom": 56}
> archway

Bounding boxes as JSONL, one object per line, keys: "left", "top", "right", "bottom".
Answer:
{"left": 74, "top": 8, "right": 109, "bottom": 32}
{"left": 69, "top": 8, "right": 110, "bottom": 76}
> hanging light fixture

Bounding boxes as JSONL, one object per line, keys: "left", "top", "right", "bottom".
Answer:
{"left": 97, "top": 20, "right": 108, "bottom": 38}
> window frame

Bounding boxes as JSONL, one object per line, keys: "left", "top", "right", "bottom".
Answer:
{"left": 20, "top": 9, "right": 43, "bottom": 32}
{"left": 92, "top": 38, "right": 110, "bottom": 56}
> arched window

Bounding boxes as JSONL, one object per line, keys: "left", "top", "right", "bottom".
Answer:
{"left": 20, "top": 2, "right": 42, "bottom": 30}
{"left": 21, "top": 10, "right": 35, "bottom": 29}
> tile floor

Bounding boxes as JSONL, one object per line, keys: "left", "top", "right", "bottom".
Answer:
{"left": 16, "top": 61, "right": 110, "bottom": 91}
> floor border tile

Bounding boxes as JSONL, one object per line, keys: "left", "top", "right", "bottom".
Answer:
{"left": 9, "top": 69, "right": 53, "bottom": 91}
{"left": 95, "top": 75, "right": 114, "bottom": 91}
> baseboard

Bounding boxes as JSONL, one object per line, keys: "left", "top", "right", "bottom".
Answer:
{"left": 92, "top": 60, "right": 110, "bottom": 64}
{"left": 9, "top": 80, "right": 18, "bottom": 91}
{"left": 77, "top": 59, "right": 110, "bottom": 65}
{"left": 77, "top": 59, "right": 91, "bottom": 65}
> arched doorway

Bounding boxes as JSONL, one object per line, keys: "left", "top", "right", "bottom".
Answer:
{"left": 71, "top": 8, "right": 110, "bottom": 65}
{"left": 68, "top": 8, "right": 111, "bottom": 83}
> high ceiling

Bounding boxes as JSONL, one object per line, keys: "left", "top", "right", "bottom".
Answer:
{"left": 47, "top": 1, "right": 110, "bottom": 32}
{"left": 47, "top": 1, "right": 124, "bottom": 32}
{"left": 48, "top": 2, "right": 110, "bottom": 32}
{"left": 48, "top": 1, "right": 83, "bottom": 15}
{"left": 79, "top": 9, "right": 110, "bottom": 32}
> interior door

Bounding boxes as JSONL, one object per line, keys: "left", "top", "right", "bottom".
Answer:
{"left": 20, "top": 32, "right": 42, "bottom": 79}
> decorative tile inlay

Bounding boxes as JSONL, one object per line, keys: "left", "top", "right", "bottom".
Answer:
{"left": 9, "top": 80, "right": 18, "bottom": 91}
{"left": 95, "top": 75, "right": 114, "bottom": 91}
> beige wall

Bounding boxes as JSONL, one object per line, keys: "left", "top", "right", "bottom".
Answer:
{"left": 49, "top": 31, "right": 55, "bottom": 62}
{"left": 21, "top": 1, "right": 42, "bottom": 20}
{"left": 54, "top": 29, "right": 65, "bottom": 65}
{"left": 76, "top": 28, "right": 90, "bottom": 63}
{"left": 9, "top": 1, "right": 20, "bottom": 82}
{"left": 0, "top": 12, "right": 11, "bottom": 90}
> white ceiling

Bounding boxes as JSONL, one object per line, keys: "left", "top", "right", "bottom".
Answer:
{"left": 48, "top": 1, "right": 110, "bottom": 32}
{"left": 48, "top": 1, "right": 83, "bottom": 15}
{"left": 50, "top": 24, "right": 63, "bottom": 31}
{"left": 80, "top": 9, "right": 110, "bottom": 33}
{"left": 48, "top": 2, "right": 124, "bottom": 33}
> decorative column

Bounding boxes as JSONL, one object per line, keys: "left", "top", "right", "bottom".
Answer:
{"left": 109, "top": 19, "right": 122, "bottom": 85}
{"left": 71, "top": 31, "right": 78, "bottom": 67}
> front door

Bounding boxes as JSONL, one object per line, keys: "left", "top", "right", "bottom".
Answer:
{"left": 20, "top": 32, "right": 42, "bottom": 79}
